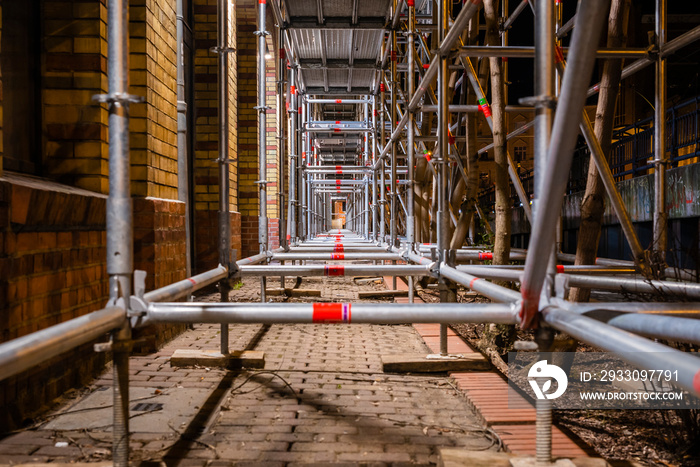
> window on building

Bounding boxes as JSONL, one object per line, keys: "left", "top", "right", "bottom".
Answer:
{"left": 2, "top": 0, "right": 42, "bottom": 174}
{"left": 514, "top": 144, "right": 527, "bottom": 163}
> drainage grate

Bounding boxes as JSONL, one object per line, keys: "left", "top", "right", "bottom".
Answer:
{"left": 131, "top": 402, "right": 163, "bottom": 412}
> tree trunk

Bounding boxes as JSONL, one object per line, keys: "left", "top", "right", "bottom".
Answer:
{"left": 484, "top": 0, "right": 510, "bottom": 266}
{"left": 570, "top": 0, "right": 630, "bottom": 302}
{"left": 450, "top": 16, "right": 481, "bottom": 249}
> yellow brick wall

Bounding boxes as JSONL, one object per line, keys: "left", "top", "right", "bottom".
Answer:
{"left": 236, "top": 6, "right": 280, "bottom": 219}
{"left": 193, "top": 0, "right": 238, "bottom": 212}
{"left": 265, "top": 35, "right": 279, "bottom": 218}
{"left": 129, "top": 0, "right": 179, "bottom": 200}
{"left": 235, "top": 4, "right": 258, "bottom": 218}
{"left": 42, "top": 1, "right": 109, "bottom": 193}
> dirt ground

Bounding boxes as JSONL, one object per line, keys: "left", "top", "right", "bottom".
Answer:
{"left": 415, "top": 285, "right": 700, "bottom": 467}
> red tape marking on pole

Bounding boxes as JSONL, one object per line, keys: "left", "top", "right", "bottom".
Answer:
{"left": 469, "top": 277, "right": 479, "bottom": 289}
{"left": 694, "top": 370, "right": 700, "bottom": 392}
{"left": 325, "top": 265, "right": 345, "bottom": 276}
{"left": 331, "top": 253, "right": 345, "bottom": 260}
{"left": 312, "top": 303, "right": 351, "bottom": 323}
{"left": 334, "top": 244, "right": 344, "bottom": 253}
{"left": 555, "top": 46, "right": 565, "bottom": 64}
{"left": 556, "top": 265, "right": 565, "bottom": 274}
{"left": 188, "top": 278, "right": 197, "bottom": 285}
{"left": 478, "top": 252, "right": 493, "bottom": 261}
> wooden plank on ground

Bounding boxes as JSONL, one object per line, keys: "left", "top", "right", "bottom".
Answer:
{"left": 265, "top": 288, "right": 321, "bottom": 297}
{"left": 358, "top": 289, "right": 409, "bottom": 299}
{"left": 382, "top": 353, "right": 490, "bottom": 373}
{"left": 171, "top": 349, "right": 265, "bottom": 369}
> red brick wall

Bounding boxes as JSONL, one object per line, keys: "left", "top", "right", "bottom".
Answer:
{"left": 0, "top": 174, "right": 188, "bottom": 429}
{"left": 194, "top": 210, "right": 242, "bottom": 272}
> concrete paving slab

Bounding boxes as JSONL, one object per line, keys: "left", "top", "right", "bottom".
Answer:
{"left": 43, "top": 386, "right": 212, "bottom": 433}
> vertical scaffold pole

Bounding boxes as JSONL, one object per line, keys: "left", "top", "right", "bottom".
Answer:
{"left": 288, "top": 67, "right": 297, "bottom": 243}
{"left": 257, "top": 0, "right": 269, "bottom": 302}
{"left": 217, "top": 0, "right": 231, "bottom": 353}
{"left": 278, "top": 36, "right": 287, "bottom": 251}
{"left": 437, "top": 0, "right": 449, "bottom": 355}
{"left": 176, "top": 0, "right": 191, "bottom": 279}
{"left": 653, "top": 0, "right": 668, "bottom": 272}
{"left": 407, "top": 0, "right": 416, "bottom": 303}
{"left": 364, "top": 102, "right": 371, "bottom": 239}
{"left": 300, "top": 102, "right": 307, "bottom": 240}
{"left": 534, "top": 0, "right": 555, "bottom": 462}
{"left": 372, "top": 95, "right": 379, "bottom": 240}
{"left": 103, "top": 0, "right": 133, "bottom": 464}
{"left": 380, "top": 55, "right": 387, "bottom": 242}
{"left": 390, "top": 20, "right": 398, "bottom": 248}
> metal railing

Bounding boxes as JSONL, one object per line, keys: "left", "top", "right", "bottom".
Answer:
{"left": 478, "top": 96, "right": 700, "bottom": 211}
{"left": 571, "top": 95, "right": 700, "bottom": 187}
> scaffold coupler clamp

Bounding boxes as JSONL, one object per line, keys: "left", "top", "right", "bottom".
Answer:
{"left": 128, "top": 270, "right": 149, "bottom": 329}
{"left": 209, "top": 46, "right": 236, "bottom": 54}
{"left": 428, "top": 261, "right": 440, "bottom": 278}
{"left": 228, "top": 250, "right": 241, "bottom": 283}
{"left": 518, "top": 94, "right": 557, "bottom": 109}
{"left": 93, "top": 92, "right": 145, "bottom": 106}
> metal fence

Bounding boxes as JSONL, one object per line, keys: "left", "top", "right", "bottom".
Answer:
{"left": 479, "top": 96, "right": 700, "bottom": 211}
{"left": 571, "top": 95, "right": 700, "bottom": 189}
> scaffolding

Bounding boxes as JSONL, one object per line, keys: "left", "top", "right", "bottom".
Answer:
{"left": 2, "top": 0, "right": 700, "bottom": 465}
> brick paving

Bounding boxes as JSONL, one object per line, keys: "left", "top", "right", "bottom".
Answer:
{"left": 0, "top": 275, "right": 502, "bottom": 466}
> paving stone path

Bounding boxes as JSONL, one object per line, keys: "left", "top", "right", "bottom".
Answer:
{"left": 0, "top": 275, "right": 501, "bottom": 466}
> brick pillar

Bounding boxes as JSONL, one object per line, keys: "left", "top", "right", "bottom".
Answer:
{"left": 192, "top": 0, "right": 240, "bottom": 272}
{"left": 42, "top": 0, "right": 109, "bottom": 193}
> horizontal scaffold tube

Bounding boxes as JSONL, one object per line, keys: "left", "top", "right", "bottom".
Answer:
{"left": 145, "top": 302, "right": 519, "bottom": 325}
{"left": 288, "top": 247, "right": 388, "bottom": 253}
{"left": 144, "top": 265, "right": 228, "bottom": 303}
{"left": 553, "top": 298, "right": 700, "bottom": 316}
{"left": 239, "top": 264, "right": 430, "bottom": 277}
{"left": 457, "top": 46, "right": 649, "bottom": 58}
{"left": 455, "top": 265, "right": 637, "bottom": 279}
{"left": 564, "top": 274, "right": 700, "bottom": 299}
{"left": 272, "top": 252, "right": 401, "bottom": 261}
{"left": 542, "top": 307, "right": 700, "bottom": 396}
{"left": 0, "top": 307, "right": 126, "bottom": 382}
{"left": 439, "top": 264, "right": 521, "bottom": 303}
{"left": 142, "top": 252, "right": 269, "bottom": 303}
{"left": 604, "top": 313, "right": 700, "bottom": 346}
{"left": 414, "top": 248, "right": 527, "bottom": 262}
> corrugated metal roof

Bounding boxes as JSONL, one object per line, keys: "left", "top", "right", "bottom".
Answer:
{"left": 327, "top": 69, "right": 349, "bottom": 88}
{"left": 288, "top": 29, "right": 322, "bottom": 59}
{"left": 352, "top": 30, "right": 384, "bottom": 60}
{"left": 289, "top": 29, "right": 383, "bottom": 62}
{"left": 350, "top": 69, "right": 375, "bottom": 89}
{"left": 302, "top": 69, "right": 325, "bottom": 88}
{"left": 286, "top": 0, "right": 391, "bottom": 22}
